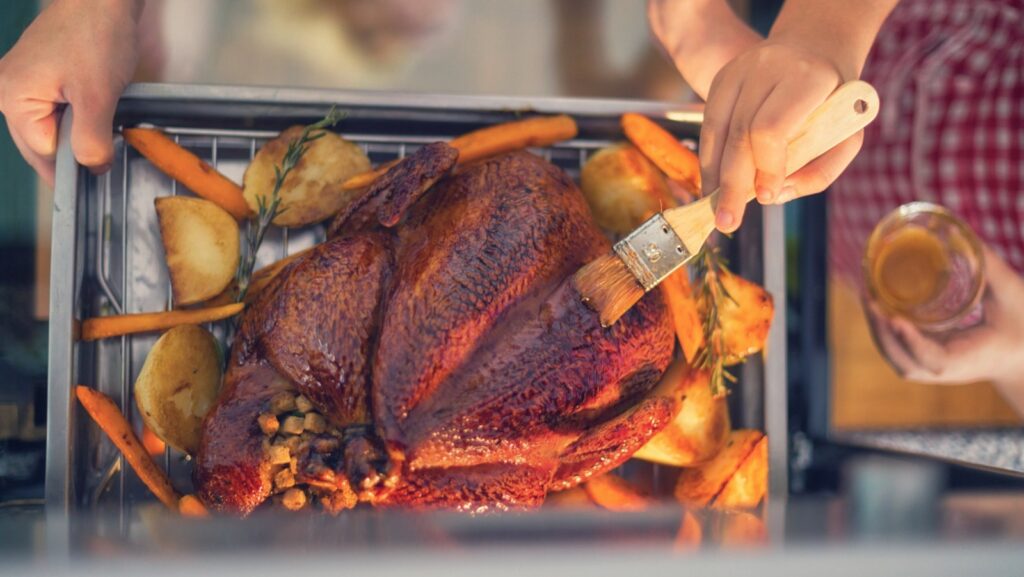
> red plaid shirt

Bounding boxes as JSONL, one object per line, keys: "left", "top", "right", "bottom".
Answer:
{"left": 829, "top": 0, "right": 1024, "bottom": 285}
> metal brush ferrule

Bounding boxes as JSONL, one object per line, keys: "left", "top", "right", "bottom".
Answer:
{"left": 612, "top": 213, "right": 690, "bottom": 292}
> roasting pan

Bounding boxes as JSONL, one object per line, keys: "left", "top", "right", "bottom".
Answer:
{"left": 46, "top": 84, "right": 788, "bottom": 539}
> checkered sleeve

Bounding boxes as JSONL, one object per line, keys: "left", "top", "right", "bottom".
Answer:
{"left": 829, "top": 0, "right": 1024, "bottom": 287}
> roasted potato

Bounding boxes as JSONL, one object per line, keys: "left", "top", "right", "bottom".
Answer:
{"left": 155, "top": 196, "right": 240, "bottom": 306}
{"left": 660, "top": 268, "right": 704, "bottom": 364}
{"left": 134, "top": 324, "right": 222, "bottom": 454}
{"left": 544, "top": 486, "right": 595, "bottom": 509}
{"left": 713, "top": 271, "right": 774, "bottom": 364}
{"left": 674, "top": 510, "right": 703, "bottom": 551}
{"left": 714, "top": 434, "right": 768, "bottom": 510}
{"left": 674, "top": 429, "right": 765, "bottom": 508}
{"left": 633, "top": 364, "right": 730, "bottom": 467}
{"left": 244, "top": 126, "right": 371, "bottom": 227}
{"left": 718, "top": 511, "right": 768, "bottom": 547}
{"left": 580, "top": 143, "right": 676, "bottom": 236}
{"left": 584, "top": 473, "right": 651, "bottom": 512}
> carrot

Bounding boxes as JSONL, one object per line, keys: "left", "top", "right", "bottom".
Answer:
{"left": 81, "top": 302, "right": 244, "bottom": 341}
{"left": 621, "top": 113, "right": 701, "bottom": 195}
{"left": 341, "top": 115, "right": 578, "bottom": 191}
{"left": 583, "top": 473, "right": 650, "bottom": 512}
{"left": 141, "top": 423, "right": 167, "bottom": 457}
{"left": 75, "top": 385, "right": 180, "bottom": 510}
{"left": 449, "top": 114, "right": 578, "bottom": 165}
{"left": 123, "top": 128, "right": 251, "bottom": 220}
{"left": 660, "top": 268, "right": 705, "bottom": 364}
{"left": 341, "top": 160, "right": 400, "bottom": 191}
{"left": 178, "top": 495, "right": 210, "bottom": 517}
{"left": 206, "top": 246, "right": 315, "bottom": 307}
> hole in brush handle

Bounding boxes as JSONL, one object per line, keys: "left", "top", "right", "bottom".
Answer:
{"left": 854, "top": 99, "right": 869, "bottom": 114}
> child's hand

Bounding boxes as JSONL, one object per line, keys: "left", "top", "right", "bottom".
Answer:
{"left": 0, "top": 0, "right": 142, "bottom": 186}
{"left": 701, "top": 39, "right": 864, "bottom": 232}
{"left": 649, "top": 0, "right": 899, "bottom": 233}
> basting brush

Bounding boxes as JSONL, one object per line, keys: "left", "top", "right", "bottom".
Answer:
{"left": 576, "top": 80, "right": 880, "bottom": 326}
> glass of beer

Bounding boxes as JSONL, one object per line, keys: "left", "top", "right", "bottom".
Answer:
{"left": 863, "top": 202, "right": 986, "bottom": 333}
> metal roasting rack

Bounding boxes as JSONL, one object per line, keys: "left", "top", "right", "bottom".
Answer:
{"left": 46, "top": 84, "right": 787, "bottom": 543}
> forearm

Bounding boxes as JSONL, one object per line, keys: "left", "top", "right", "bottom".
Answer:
{"left": 54, "top": 0, "right": 144, "bottom": 21}
{"left": 650, "top": 0, "right": 761, "bottom": 99}
{"left": 769, "top": 0, "right": 899, "bottom": 80}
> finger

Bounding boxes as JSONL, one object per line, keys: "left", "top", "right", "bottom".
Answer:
{"left": 646, "top": 0, "right": 666, "bottom": 38}
{"left": 715, "top": 79, "right": 780, "bottom": 232}
{"left": 6, "top": 118, "right": 56, "bottom": 186}
{"left": 698, "top": 67, "right": 743, "bottom": 200}
{"left": 888, "top": 316, "right": 947, "bottom": 376}
{"left": 7, "top": 100, "right": 59, "bottom": 162}
{"left": 776, "top": 131, "right": 864, "bottom": 203}
{"left": 749, "top": 87, "right": 787, "bottom": 204}
{"left": 68, "top": 86, "right": 118, "bottom": 171}
{"left": 862, "top": 301, "right": 922, "bottom": 378}
{"left": 748, "top": 76, "right": 836, "bottom": 204}
{"left": 979, "top": 245, "right": 1022, "bottom": 309}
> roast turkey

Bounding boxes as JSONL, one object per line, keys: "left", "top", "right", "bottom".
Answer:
{"left": 195, "top": 144, "right": 675, "bottom": 514}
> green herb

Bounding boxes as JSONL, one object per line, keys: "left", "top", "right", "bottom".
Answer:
{"left": 234, "top": 108, "right": 346, "bottom": 302}
{"left": 691, "top": 244, "right": 739, "bottom": 397}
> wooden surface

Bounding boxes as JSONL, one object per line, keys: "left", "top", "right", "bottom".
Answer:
{"left": 829, "top": 278, "right": 1021, "bottom": 430}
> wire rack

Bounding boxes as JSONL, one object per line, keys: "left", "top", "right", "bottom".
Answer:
{"left": 83, "top": 126, "right": 664, "bottom": 529}
{"left": 48, "top": 86, "right": 785, "bottom": 544}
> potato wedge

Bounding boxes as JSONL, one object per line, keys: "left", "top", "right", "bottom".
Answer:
{"left": 580, "top": 143, "right": 676, "bottom": 236}
{"left": 633, "top": 365, "right": 730, "bottom": 467}
{"left": 134, "top": 325, "right": 222, "bottom": 454}
{"left": 244, "top": 126, "right": 370, "bottom": 227}
{"left": 155, "top": 196, "right": 240, "bottom": 306}
{"left": 544, "top": 486, "right": 595, "bottom": 509}
{"left": 583, "top": 473, "right": 650, "bottom": 512}
{"left": 660, "top": 268, "right": 704, "bottom": 364}
{"left": 674, "top": 429, "right": 765, "bottom": 508}
{"left": 714, "top": 435, "right": 768, "bottom": 510}
{"left": 674, "top": 510, "right": 703, "bottom": 551}
{"left": 715, "top": 271, "right": 774, "bottom": 365}
{"left": 719, "top": 511, "right": 768, "bottom": 547}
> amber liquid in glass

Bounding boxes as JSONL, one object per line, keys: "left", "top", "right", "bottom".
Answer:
{"left": 871, "top": 225, "right": 951, "bottom": 314}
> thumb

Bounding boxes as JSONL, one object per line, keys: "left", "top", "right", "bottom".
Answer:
{"left": 6, "top": 116, "right": 57, "bottom": 186}
{"left": 774, "top": 131, "right": 864, "bottom": 203}
{"left": 68, "top": 88, "right": 118, "bottom": 172}
{"left": 981, "top": 245, "right": 1022, "bottom": 308}
{"left": 7, "top": 99, "right": 60, "bottom": 161}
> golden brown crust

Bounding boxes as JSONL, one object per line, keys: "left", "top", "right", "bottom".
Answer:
{"left": 197, "top": 151, "right": 676, "bottom": 513}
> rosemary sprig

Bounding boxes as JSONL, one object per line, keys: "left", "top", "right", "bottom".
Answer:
{"left": 234, "top": 108, "right": 346, "bottom": 302}
{"left": 691, "top": 244, "right": 739, "bottom": 397}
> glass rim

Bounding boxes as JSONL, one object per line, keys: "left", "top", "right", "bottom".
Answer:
{"left": 862, "top": 201, "right": 986, "bottom": 331}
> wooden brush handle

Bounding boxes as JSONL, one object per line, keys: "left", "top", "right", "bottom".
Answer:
{"left": 780, "top": 80, "right": 880, "bottom": 179}
{"left": 720, "top": 80, "right": 880, "bottom": 207}
{"left": 664, "top": 80, "right": 879, "bottom": 255}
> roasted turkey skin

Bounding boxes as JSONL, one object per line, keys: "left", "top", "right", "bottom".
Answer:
{"left": 195, "top": 148, "right": 675, "bottom": 514}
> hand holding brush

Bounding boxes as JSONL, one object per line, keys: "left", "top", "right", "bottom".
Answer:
{"left": 575, "top": 80, "right": 880, "bottom": 327}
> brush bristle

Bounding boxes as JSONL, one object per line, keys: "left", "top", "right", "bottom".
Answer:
{"left": 573, "top": 253, "right": 645, "bottom": 327}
